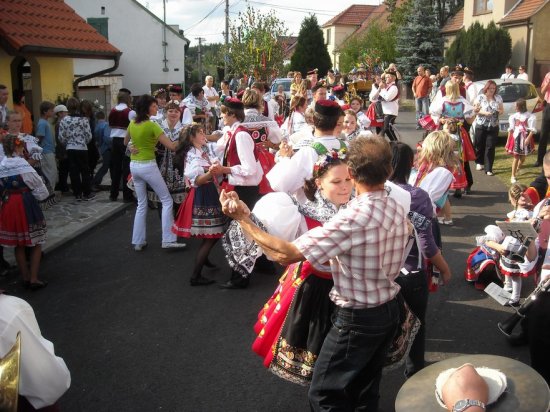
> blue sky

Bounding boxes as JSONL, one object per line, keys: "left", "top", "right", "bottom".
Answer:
{"left": 136, "top": 0, "right": 381, "bottom": 46}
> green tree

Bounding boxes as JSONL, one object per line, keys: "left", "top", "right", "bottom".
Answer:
{"left": 445, "top": 22, "right": 511, "bottom": 80}
{"left": 225, "top": 6, "right": 287, "bottom": 82}
{"left": 290, "top": 15, "right": 332, "bottom": 76}
{"left": 395, "top": 0, "right": 443, "bottom": 83}
{"left": 339, "top": 22, "right": 396, "bottom": 74}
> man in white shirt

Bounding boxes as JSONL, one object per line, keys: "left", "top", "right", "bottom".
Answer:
{"left": 0, "top": 294, "right": 71, "bottom": 409}
{"left": 203, "top": 76, "right": 219, "bottom": 131}
{"left": 500, "top": 65, "right": 515, "bottom": 80}
{"left": 370, "top": 68, "right": 399, "bottom": 141}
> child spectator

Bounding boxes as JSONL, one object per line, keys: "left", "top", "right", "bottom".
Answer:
{"left": 91, "top": 111, "right": 111, "bottom": 191}
{"left": 505, "top": 98, "right": 536, "bottom": 183}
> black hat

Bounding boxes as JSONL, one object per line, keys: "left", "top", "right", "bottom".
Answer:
{"left": 168, "top": 84, "right": 183, "bottom": 94}
{"left": 307, "top": 68, "right": 318, "bottom": 76}
{"left": 222, "top": 97, "right": 244, "bottom": 110}
{"left": 315, "top": 99, "right": 341, "bottom": 116}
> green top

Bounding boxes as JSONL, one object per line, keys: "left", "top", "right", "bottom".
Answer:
{"left": 128, "top": 120, "right": 164, "bottom": 161}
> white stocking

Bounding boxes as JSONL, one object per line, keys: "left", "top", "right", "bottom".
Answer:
{"left": 510, "top": 276, "right": 522, "bottom": 302}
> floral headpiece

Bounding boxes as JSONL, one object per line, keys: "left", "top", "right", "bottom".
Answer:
{"left": 313, "top": 148, "right": 347, "bottom": 176}
{"left": 167, "top": 99, "right": 180, "bottom": 106}
{"left": 153, "top": 88, "right": 167, "bottom": 97}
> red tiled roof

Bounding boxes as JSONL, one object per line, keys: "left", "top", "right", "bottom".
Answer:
{"left": 349, "top": 0, "right": 406, "bottom": 39}
{"left": 0, "top": 0, "right": 120, "bottom": 58}
{"left": 499, "top": 0, "right": 549, "bottom": 25}
{"left": 322, "top": 5, "right": 379, "bottom": 28}
{"left": 441, "top": 7, "right": 464, "bottom": 34}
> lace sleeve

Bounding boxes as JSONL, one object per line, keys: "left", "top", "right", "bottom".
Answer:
{"left": 221, "top": 214, "right": 267, "bottom": 278}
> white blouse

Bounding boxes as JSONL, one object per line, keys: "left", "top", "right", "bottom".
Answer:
{"left": 184, "top": 145, "right": 220, "bottom": 187}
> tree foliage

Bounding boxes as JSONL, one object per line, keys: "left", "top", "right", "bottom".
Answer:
{"left": 224, "top": 6, "right": 287, "bottom": 81}
{"left": 445, "top": 21, "right": 511, "bottom": 80}
{"left": 395, "top": 0, "right": 444, "bottom": 83}
{"left": 290, "top": 15, "right": 332, "bottom": 76}
{"left": 339, "top": 22, "right": 396, "bottom": 74}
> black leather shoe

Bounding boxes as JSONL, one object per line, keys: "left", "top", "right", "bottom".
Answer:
{"left": 190, "top": 276, "right": 215, "bottom": 286}
{"left": 219, "top": 279, "right": 249, "bottom": 289}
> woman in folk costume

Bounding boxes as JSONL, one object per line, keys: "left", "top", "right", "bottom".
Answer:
{"left": 210, "top": 97, "right": 263, "bottom": 289}
{"left": 148, "top": 100, "right": 187, "bottom": 213}
{"left": 429, "top": 81, "right": 476, "bottom": 193}
{"left": 223, "top": 149, "right": 351, "bottom": 384}
{"left": 505, "top": 98, "right": 537, "bottom": 183}
{"left": 172, "top": 124, "right": 227, "bottom": 286}
{"left": 240, "top": 90, "right": 282, "bottom": 194}
{"left": 0, "top": 134, "right": 50, "bottom": 290}
{"left": 267, "top": 100, "right": 346, "bottom": 204}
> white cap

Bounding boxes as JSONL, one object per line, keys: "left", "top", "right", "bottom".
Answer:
{"left": 54, "top": 104, "right": 68, "bottom": 113}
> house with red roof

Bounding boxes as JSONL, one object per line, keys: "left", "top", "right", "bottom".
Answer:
{"left": 0, "top": 0, "right": 120, "bottom": 120}
{"left": 321, "top": 4, "right": 380, "bottom": 71}
{"left": 441, "top": 0, "right": 550, "bottom": 84}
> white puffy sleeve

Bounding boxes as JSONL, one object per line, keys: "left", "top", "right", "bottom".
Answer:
{"left": 222, "top": 193, "right": 305, "bottom": 276}
{"left": 0, "top": 296, "right": 71, "bottom": 409}
{"left": 21, "top": 171, "right": 50, "bottom": 201}
{"left": 183, "top": 152, "right": 205, "bottom": 187}
{"left": 527, "top": 113, "right": 537, "bottom": 133}
{"left": 267, "top": 146, "right": 316, "bottom": 195}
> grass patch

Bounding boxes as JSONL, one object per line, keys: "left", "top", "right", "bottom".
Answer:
{"left": 490, "top": 139, "right": 540, "bottom": 187}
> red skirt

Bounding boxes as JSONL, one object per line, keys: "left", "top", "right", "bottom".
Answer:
{"left": 256, "top": 145, "right": 275, "bottom": 195}
{"left": 0, "top": 192, "right": 47, "bottom": 246}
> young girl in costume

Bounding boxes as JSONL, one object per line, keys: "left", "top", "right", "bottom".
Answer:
{"left": 482, "top": 183, "right": 537, "bottom": 306}
{"left": 223, "top": 149, "right": 350, "bottom": 384}
{"left": 505, "top": 98, "right": 537, "bottom": 183}
{"left": 172, "top": 124, "right": 227, "bottom": 286}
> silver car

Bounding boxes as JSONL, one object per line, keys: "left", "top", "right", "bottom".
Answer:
{"left": 473, "top": 78, "right": 544, "bottom": 135}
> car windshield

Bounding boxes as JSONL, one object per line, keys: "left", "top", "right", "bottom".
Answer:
{"left": 497, "top": 83, "right": 538, "bottom": 103}
{"left": 271, "top": 79, "right": 291, "bottom": 93}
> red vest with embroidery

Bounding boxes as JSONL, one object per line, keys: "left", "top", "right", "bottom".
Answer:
{"left": 222, "top": 125, "right": 259, "bottom": 168}
{"left": 108, "top": 107, "right": 131, "bottom": 129}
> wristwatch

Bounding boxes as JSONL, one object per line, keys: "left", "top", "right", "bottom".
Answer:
{"left": 452, "top": 399, "right": 486, "bottom": 411}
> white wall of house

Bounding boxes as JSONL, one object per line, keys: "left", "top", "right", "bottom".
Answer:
{"left": 67, "top": 0, "right": 188, "bottom": 95}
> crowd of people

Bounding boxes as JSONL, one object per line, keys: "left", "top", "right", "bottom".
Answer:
{"left": 0, "top": 60, "right": 549, "bottom": 410}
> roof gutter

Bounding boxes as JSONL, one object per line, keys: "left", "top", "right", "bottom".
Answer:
{"left": 73, "top": 53, "right": 121, "bottom": 97}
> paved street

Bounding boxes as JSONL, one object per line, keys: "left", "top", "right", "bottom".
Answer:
{"left": 0, "top": 111, "right": 534, "bottom": 411}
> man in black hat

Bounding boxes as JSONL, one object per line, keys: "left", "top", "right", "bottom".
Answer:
{"left": 370, "top": 69, "right": 400, "bottom": 141}
{"left": 267, "top": 99, "right": 346, "bottom": 203}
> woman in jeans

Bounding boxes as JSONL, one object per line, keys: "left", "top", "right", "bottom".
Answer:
{"left": 124, "top": 95, "right": 185, "bottom": 251}
{"left": 473, "top": 80, "right": 504, "bottom": 175}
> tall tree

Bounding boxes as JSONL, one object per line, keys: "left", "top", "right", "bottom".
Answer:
{"left": 395, "top": 0, "right": 443, "bottom": 83}
{"left": 290, "top": 15, "right": 332, "bottom": 76}
{"left": 339, "top": 22, "right": 396, "bottom": 74}
{"left": 225, "top": 6, "right": 287, "bottom": 82}
{"left": 445, "top": 22, "right": 511, "bottom": 80}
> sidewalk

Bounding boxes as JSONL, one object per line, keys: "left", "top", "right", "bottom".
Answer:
{"left": 5, "top": 191, "right": 131, "bottom": 264}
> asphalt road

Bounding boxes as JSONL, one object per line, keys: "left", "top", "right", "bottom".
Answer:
{"left": 0, "top": 112, "right": 534, "bottom": 411}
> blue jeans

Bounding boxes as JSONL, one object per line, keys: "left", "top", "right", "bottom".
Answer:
{"left": 308, "top": 299, "right": 399, "bottom": 412}
{"left": 415, "top": 96, "right": 430, "bottom": 123}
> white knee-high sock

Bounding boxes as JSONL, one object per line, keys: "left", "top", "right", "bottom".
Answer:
{"left": 511, "top": 276, "right": 522, "bottom": 302}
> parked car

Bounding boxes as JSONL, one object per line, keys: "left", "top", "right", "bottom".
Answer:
{"left": 472, "top": 78, "right": 544, "bottom": 136}
{"left": 270, "top": 78, "right": 293, "bottom": 103}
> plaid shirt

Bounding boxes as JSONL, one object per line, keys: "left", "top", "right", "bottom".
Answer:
{"left": 293, "top": 190, "right": 409, "bottom": 308}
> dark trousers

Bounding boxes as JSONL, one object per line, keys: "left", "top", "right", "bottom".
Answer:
{"left": 528, "top": 290, "right": 550, "bottom": 385}
{"left": 537, "top": 104, "right": 550, "bottom": 164}
{"left": 395, "top": 271, "right": 429, "bottom": 377}
{"left": 92, "top": 149, "right": 112, "bottom": 186}
{"left": 308, "top": 299, "right": 399, "bottom": 411}
{"left": 110, "top": 138, "right": 132, "bottom": 200}
{"left": 464, "top": 161, "right": 473, "bottom": 188}
{"left": 229, "top": 185, "right": 261, "bottom": 284}
{"left": 474, "top": 125, "right": 499, "bottom": 173}
{"left": 381, "top": 115, "right": 398, "bottom": 141}
{"left": 67, "top": 149, "right": 91, "bottom": 197}
{"left": 55, "top": 158, "right": 70, "bottom": 192}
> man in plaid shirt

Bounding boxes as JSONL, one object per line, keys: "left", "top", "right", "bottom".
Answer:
{"left": 221, "top": 137, "right": 410, "bottom": 411}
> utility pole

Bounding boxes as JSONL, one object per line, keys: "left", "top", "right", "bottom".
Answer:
{"left": 224, "top": 0, "right": 229, "bottom": 80}
{"left": 196, "top": 37, "right": 206, "bottom": 82}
